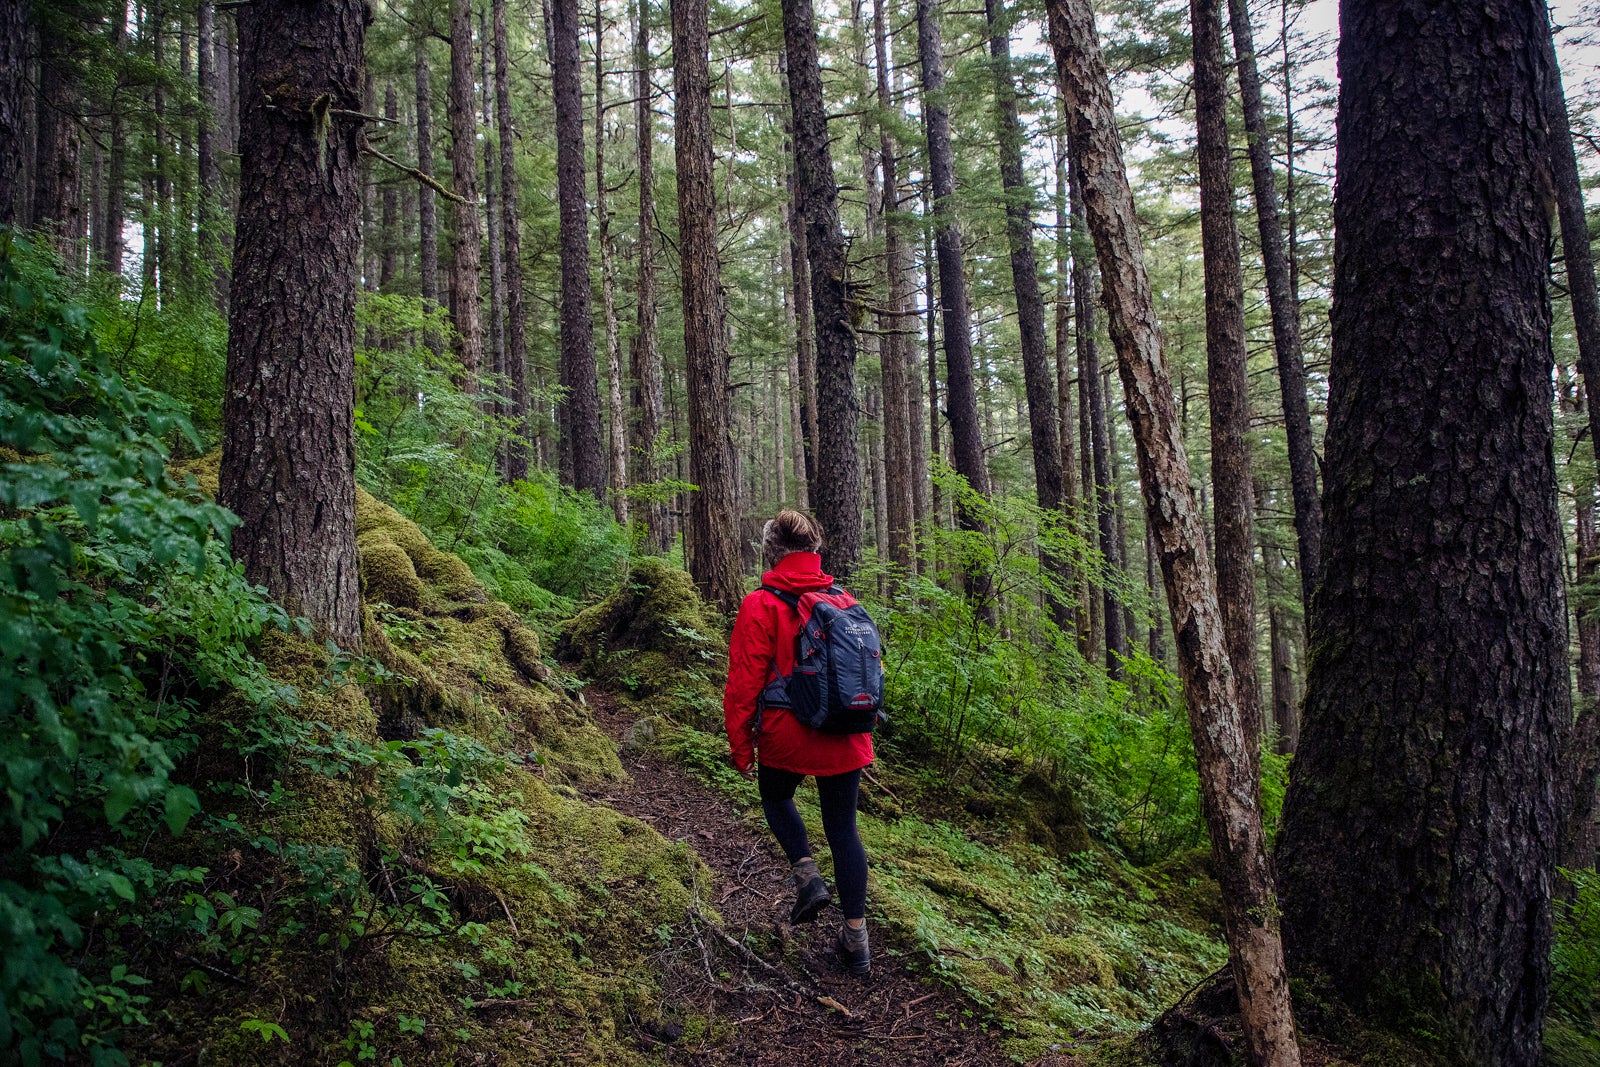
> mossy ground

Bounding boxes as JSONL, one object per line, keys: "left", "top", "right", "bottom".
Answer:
{"left": 120, "top": 468, "right": 706, "bottom": 1066}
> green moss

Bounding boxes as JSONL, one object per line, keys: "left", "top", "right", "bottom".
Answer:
{"left": 557, "top": 557, "right": 727, "bottom": 700}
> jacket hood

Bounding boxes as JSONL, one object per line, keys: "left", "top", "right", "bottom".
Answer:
{"left": 760, "top": 551, "right": 834, "bottom": 592}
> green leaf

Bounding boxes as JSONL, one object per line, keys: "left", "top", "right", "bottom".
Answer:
{"left": 164, "top": 785, "right": 201, "bottom": 836}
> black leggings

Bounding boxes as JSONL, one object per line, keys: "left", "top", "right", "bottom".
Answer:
{"left": 757, "top": 764, "right": 868, "bottom": 920}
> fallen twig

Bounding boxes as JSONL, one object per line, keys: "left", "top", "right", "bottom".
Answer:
{"left": 687, "top": 908, "right": 855, "bottom": 1018}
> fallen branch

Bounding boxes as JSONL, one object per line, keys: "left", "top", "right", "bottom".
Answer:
{"left": 687, "top": 908, "right": 855, "bottom": 1018}
{"left": 468, "top": 998, "right": 540, "bottom": 1011}
{"left": 361, "top": 142, "right": 468, "bottom": 204}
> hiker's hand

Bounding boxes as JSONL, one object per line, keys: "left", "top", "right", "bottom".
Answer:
{"left": 731, "top": 755, "right": 756, "bottom": 780}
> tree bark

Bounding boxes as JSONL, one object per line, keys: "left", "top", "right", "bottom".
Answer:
{"left": 1191, "top": 0, "right": 1263, "bottom": 751}
{"left": 917, "top": 0, "right": 989, "bottom": 515}
{"left": 494, "top": 0, "right": 530, "bottom": 481}
{"left": 1227, "top": 0, "right": 1319, "bottom": 612}
{"left": 629, "top": 0, "right": 664, "bottom": 539}
{"left": 781, "top": 217, "right": 810, "bottom": 510}
{"left": 782, "top": 0, "right": 863, "bottom": 578}
{"left": 553, "top": 0, "right": 605, "bottom": 494}
{"left": 1273, "top": 0, "right": 1565, "bottom": 1061}
{"left": 1054, "top": 132, "right": 1088, "bottom": 648}
{"left": 670, "top": 0, "right": 742, "bottom": 612}
{"left": 447, "top": 0, "right": 483, "bottom": 389}
{"left": 220, "top": 0, "right": 365, "bottom": 650}
{"left": 415, "top": 28, "right": 440, "bottom": 354}
{"left": 0, "top": 0, "right": 25, "bottom": 227}
{"left": 595, "top": 7, "right": 628, "bottom": 522}
{"left": 34, "top": 38, "right": 82, "bottom": 262}
{"left": 1045, "top": 1, "right": 1301, "bottom": 1062}
{"left": 1257, "top": 486, "right": 1297, "bottom": 754}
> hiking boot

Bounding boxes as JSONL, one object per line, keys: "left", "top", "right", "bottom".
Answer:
{"left": 789, "top": 859, "right": 832, "bottom": 925}
{"left": 837, "top": 923, "right": 870, "bottom": 976}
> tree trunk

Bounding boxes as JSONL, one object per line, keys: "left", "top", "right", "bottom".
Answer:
{"left": 1257, "top": 486, "right": 1297, "bottom": 754}
{"left": 553, "top": 0, "right": 605, "bottom": 494}
{"left": 447, "top": 0, "right": 483, "bottom": 389}
{"left": 1069, "top": 145, "right": 1126, "bottom": 676}
{"left": 863, "top": 0, "right": 914, "bottom": 575}
{"left": 415, "top": 29, "right": 440, "bottom": 354}
{"left": 198, "top": 0, "right": 226, "bottom": 309}
{"left": 480, "top": 7, "right": 506, "bottom": 422}
{"left": 1565, "top": 480, "right": 1600, "bottom": 873}
{"left": 1227, "top": 0, "right": 1319, "bottom": 612}
{"left": 787, "top": 157, "right": 819, "bottom": 493}
{"left": 105, "top": 9, "right": 127, "bottom": 275}
{"left": 494, "top": 0, "right": 530, "bottom": 482}
{"left": 985, "top": 0, "right": 1062, "bottom": 517}
{"left": 595, "top": 7, "right": 628, "bottom": 522}
{"left": 1054, "top": 133, "right": 1088, "bottom": 648}
{"left": 781, "top": 218, "right": 810, "bottom": 510}
{"left": 380, "top": 82, "right": 399, "bottom": 288}
{"left": 629, "top": 0, "right": 664, "bottom": 540}
{"left": 0, "top": 0, "right": 25, "bottom": 226}
{"left": 670, "top": 0, "right": 742, "bottom": 612}
{"left": 220, "top": 0, "right": 365, "bottom": 650}
{"left": 918, "top": 0, "right": 989, "bottom": 516}
{"left": 1044, "top": 1, "right": 1301, "bottom": 1063}
{"left": 34, "top": 41, "right": 81, "bottom": 261}
{"left": 1272, "top": 0, "right": 1565, "bottom": 1061}
{"left": 782, "top": 0, "right": 863, "bottom": 578}
{"left": 1191, "top": 0, "right": 1263, "bottom": 751}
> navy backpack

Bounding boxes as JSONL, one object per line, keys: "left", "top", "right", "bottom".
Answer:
{"left": 757, "top": 585, "right": 885, "bottom": 735}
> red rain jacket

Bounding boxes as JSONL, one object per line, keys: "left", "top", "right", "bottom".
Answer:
{"left": 723, "top": 552, "right": 876, "bottom": 777}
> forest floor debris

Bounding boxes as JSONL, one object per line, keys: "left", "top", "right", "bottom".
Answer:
{"left": 578, "top": 686, "right": 1025, "bottom": 1065}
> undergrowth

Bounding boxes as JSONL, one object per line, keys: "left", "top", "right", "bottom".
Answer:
{"left": 0, "top": 236, "right": 702, "bottom": 1066}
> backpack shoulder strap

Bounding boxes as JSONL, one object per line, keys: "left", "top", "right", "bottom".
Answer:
{"left": 758, "top": 584, "right": 802, "bottom": 611}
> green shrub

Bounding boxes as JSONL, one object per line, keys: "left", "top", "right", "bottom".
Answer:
{"left": 0, "top": 230, "right": 291, "bottom": 1063}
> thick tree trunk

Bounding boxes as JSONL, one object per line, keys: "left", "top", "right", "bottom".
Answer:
{"left": 629, "top": 0, "right": 664, "bottom": 540}
{"left": 0, "top": 0, "right": 24, "bottom": 226}
{"left": 918, "top": 0, "right": 989, "bottom": 516}
{"left": 1069, "top": 147, "right": 1126, "bottom": 675}
{"left": 594, "top": 9, "right": 628, "bottom": 522}
{"left": 1227, "top": 0, "right": 1319, "bottom": 612}
{"left": 1273, "top": 1, "right": 1566, "bottom": 1062}
{"left": 34, "top": 44, "right": 81, "bottom": 261}
{"left": 415, "top": 30, "right": 440, "bottom": 354}
{"left": 670, "top": 0, "right": 742, "bottom": 612}
{"left": 788, "top": 169, "right": 819, "bottom": 492}
{"left": 1191, "top": 0, "right": 1263, "bottom": 751}
{"left": 782, "top": 0, "right": 863, "bottom": 577}
{"left": 447, "top": 0, "right": 483, "bottom": 389}
{"left": 494, "top": 0, "right": 530, "bottom": 481}
{"left": 1045, "top": 1, "right": 1301, "bottom": 1063}
{"left": 553, "top": 0, "right": 605, "bottom": 494}
{"left": 220, "top": 0, "right": 365, "bottom": 650}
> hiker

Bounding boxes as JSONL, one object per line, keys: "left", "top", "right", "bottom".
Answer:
{"left": 723, "top": 509, "right": 882, "bottom": 976}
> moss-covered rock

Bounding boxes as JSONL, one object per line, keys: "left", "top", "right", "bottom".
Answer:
{"left": 556, "top": 556, "right": 727, "bottom": 702}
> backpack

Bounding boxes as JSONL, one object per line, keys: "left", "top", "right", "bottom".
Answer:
{"left": 756, "top": 584, "right": 885, "bottom": 735}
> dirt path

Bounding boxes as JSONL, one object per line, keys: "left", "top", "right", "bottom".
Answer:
{"left": 576, "top": 687, "right": 1016, "bottom": 1066}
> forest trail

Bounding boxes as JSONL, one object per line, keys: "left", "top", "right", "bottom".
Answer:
{"left": 574, "top": 685, "right": 1042, "bottom": 1066}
